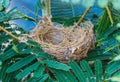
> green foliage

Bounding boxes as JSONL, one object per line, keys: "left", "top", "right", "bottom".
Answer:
{"left": 95, "top": 60, "right": 102, "bottom": 82}
{"left": 69, "top": 61, "right": 87, "bottom": 82}
{"left": 80, "top": 60, "right": 95, "bottom": 82}
{"left": 1, "top": 0, "right": 120, "bottom": 82}
{"left": 15, "top": 62, "right": 40, "bottom": 80}
{"left": 34, "top": 64, "right": 45, "bottom": 78}
{"left": 44, "top": 60, "right": 71, "bottom": 71}
{"left": 6, "top": 55, "right": 36, "bottom": 73}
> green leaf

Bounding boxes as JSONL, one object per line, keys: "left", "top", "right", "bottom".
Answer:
{"left": 105, "top": 60, "right": 120, "bottom": 76}
{"left": 38, "top": 52, "right": 51, "bottom": 59}
{"left": 12, "top": 44, "right": 19, "bottom": 53}
{"left": 0, "top": 61, "right": 10, "bottom": 80}
{"left": 12, "top": 43, "right": 27, "bottom": 54}
{"left": 0, "top": 12, "right": 12, "bottom": 22}
{"left": 85, "top": 49, "right": 114, "bottom": 61}
{"left": 20, "top": 48, "right": 32, "bottom": 54}
{"left": 102, "top": 24, "right": 120, "bottom": 40}
{"left": 45, "top": 76, "right": 54, "bottom": 82}
{"left": 0, "top": 7, "right": 20, "bottom": 22}
{"left": 0, "top": 35, "right": 12, "bottom": 45}
{"left": 49, "top": 68, "right": 69, "bottom": 82}
{"left": 27, "top": 74, "right": 49, "bottom": 82}
{"left": 103, "top": 43, "right": 120, "bottom": 53}
{"left": 50, "top": 68, "right": 78, "bottom": 82}
{"left": 15, "top": 62, "right": 40, "bottom": 80}
{"left": 27, "top": 78, "right": 38, "bottom": 82}
{"left": 6, "top": 55, "right": 36, "bottom": 73}
{"left": 34, "top": 64, "right": 45, "bottom": 78}
{"left": 0, "top": 61, "right": 2, "bottom": 65}
{"left": 27, "top": 77, "right": 40, "bottom": 82}
{"left": 69, "top": 61, "right": 86, "bottom": 82}
{"left": 95, "top": 60, "right": 103, "bottom": 82}
{"left": 63, "top": 71, "right": 78, "bottom": 82}
{"left": 0, "top": 48, "right": 17, "bottom": 61}
{"left": 112, "top": 70, "right": 120, "bottom": 77}
{"left": 0, "top": 43, "right": 27, "bottom": 61}
{"left": 14, "top": 43, "right": 27, "bottom": 52}
{"left": 96, "top": 11, "right": 111, "bottom": 39}
{"left": 3, "top": 72, "right": 19, "bottom": 82}
{"left": 80, "top": 60, "right": 95, "bottom": 82}
{"left": 4, "top": 73, "right": 12, "bottom": 82}
{"left": 38, "top": 74, "right": 49, "bottom": 82}
{"left": 44, "top": 60, "right": 71, "bottom": 71}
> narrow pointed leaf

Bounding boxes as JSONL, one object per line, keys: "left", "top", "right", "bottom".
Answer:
{"left": 95, "top": 60, "right": 103, "bottom": 82}
{"left": 80, "top": 60, "right": 95, "bottom": 82}
{"left": 6, "top": 55, "right": 36, "bottom": 73}
{"left": 44, "top": 60, "right": 70, "bottom": 71}
{"left": 69, "top": 61, "right": 86, "bottom": 82}
{"left": 15, "top": 62, "right": 40, "bottom": 80}
{"left": 105, "top": 60, "right": 120, "bottom": 76}
{"left": 38, "top": 74, "right": 49, "bottom": 82}
{"left": 49, "top": 68, "right": 68, "bottom": 82}
{"left": 0, "top": 48, "right": 16, "bottom": 61}
{"left": 0, "top": 43, "right": 27, "bottom": 61}
{"left": 34, "top": 64, "right": 45, "bottom": 78}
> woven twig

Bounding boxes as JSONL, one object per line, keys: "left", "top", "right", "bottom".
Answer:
{"left": 30, "top": 17, "right": 95, "bottom": 63}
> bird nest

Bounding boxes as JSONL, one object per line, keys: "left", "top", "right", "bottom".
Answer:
{"left": 30, "top": 17, "right": 95, "bottom": 63}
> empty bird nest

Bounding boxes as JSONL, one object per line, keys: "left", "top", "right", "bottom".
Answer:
{"left": 30, "top": 17, "right": 95, "bottom": 63}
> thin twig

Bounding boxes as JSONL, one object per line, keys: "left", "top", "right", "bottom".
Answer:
{"left": 0, "top": 26, "right": 20, "bottom": 40}
{"left": 42, "top": 0, "right": 51, "bottom": 17}
{"left": 105, "top": 5, "right": 114, "bottom": 25}
{"left": 77, "top": 7, "right": 91, "bottom": 25}
{"left": 47, "top": 0, "right": 51, "bottom": 17}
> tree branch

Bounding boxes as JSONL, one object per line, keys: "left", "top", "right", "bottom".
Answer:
{"left": 77, "top": 7, "right": 91, "bottom": 25}
{"left": 0, "top": 26, "right": 20, "bottom": 40}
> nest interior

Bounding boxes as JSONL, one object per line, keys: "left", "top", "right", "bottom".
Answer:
{"left": 30, "top": 17, "right": 95, "bottom": 63}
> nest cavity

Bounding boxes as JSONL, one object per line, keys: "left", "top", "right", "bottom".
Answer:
{"left": 30, "top": 17, "right": 95, "bottom": 63}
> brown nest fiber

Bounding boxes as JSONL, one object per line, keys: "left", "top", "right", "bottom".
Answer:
{"left": 30, "top": 17, "right": 95, "bottom": 63}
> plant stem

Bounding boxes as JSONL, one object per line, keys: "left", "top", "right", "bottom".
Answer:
{"left": 0, "top": 26, "right": 20, "bottom": 40}
{"left": 105, "top": 5, "right": 114, "bottom": 25}
{"left": 77, "top": 7, "right": 91, "bottom": 25}
{"left": 41, "top": 0, "right": 51, "bottom": 17}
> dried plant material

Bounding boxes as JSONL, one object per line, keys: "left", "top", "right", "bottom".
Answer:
{"left": 30, "top": 16, "right": 95, "bottom": 63}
